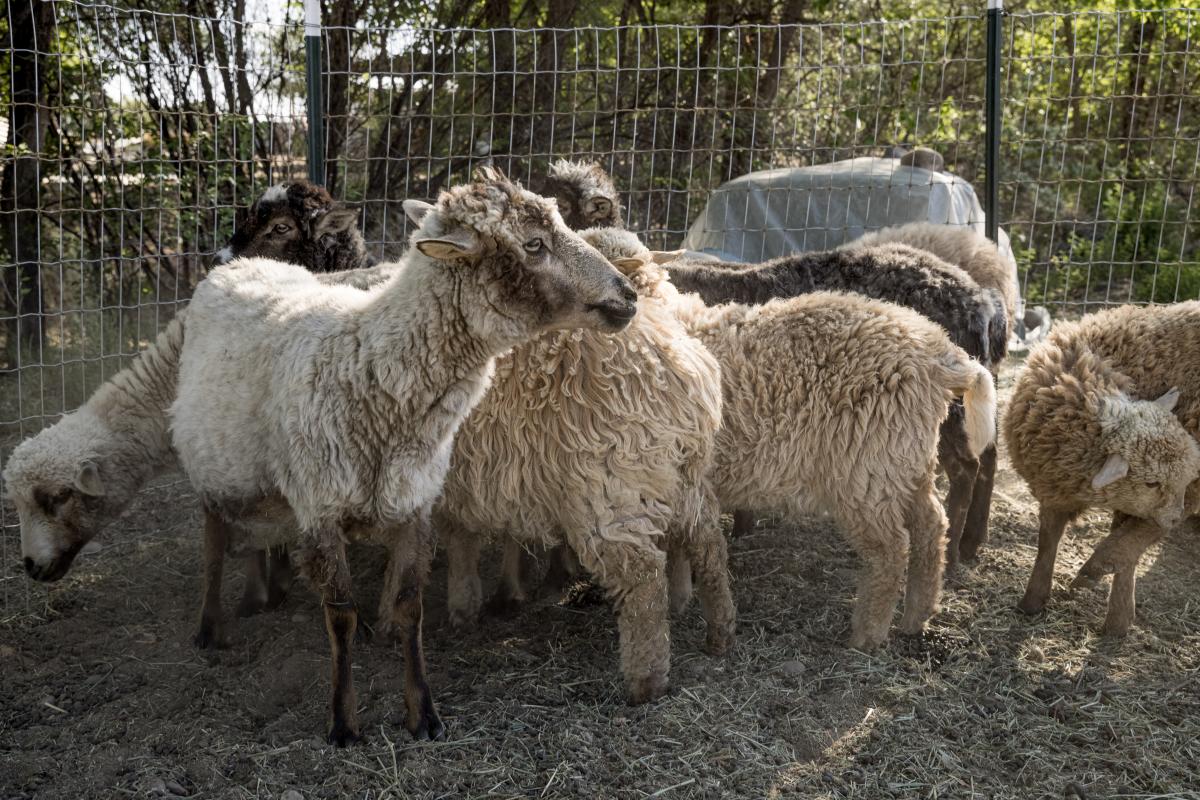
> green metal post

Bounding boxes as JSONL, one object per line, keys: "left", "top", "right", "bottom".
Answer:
{"left": 305, "top": 0, "right": 324, "bottom": 185}
{"left": 985, "top": 0, "right": 1003, "bottom": 244}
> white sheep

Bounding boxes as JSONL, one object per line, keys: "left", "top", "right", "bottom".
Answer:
{"left": 592, "top": 230, "right": 997, "bottom": 650}
{"left": 1006, "top": 301, "right": 1200, "bottom": 635}
{"left": 166, "top": 168, "right": 637, "bottom": 746}
{"left": 4, "top": 315, "right": 185, "bottom": 582}
{"left": 436, "top": 222, "right": 731, "bottom": 705}
{"left": 3, "top": 183, "right": 390, "bottom": 619}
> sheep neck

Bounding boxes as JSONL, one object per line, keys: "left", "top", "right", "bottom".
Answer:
{"left": 357, "top": 257, "right": 510, "bottom": 405}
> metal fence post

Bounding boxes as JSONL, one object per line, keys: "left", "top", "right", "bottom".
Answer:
{"left": 984, "top": 0, "right": 1003, "bottom": 244}
{"left": 304, "top": 0, "right": 325, "bottom": 185}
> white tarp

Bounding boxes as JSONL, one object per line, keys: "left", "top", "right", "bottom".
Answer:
{"left": 681, "top": 157, "right": 1018, "bottom": 279}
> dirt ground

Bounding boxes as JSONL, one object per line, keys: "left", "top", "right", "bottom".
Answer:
{"left": 2, "top": 359, "right": 1199, "bottom": 800}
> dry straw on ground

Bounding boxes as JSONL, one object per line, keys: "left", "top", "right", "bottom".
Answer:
{"left": 2, "top": 358, "right": 1198, "bottom": 798}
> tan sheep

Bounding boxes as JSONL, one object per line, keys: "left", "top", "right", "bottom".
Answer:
{"left": 1005, "top": 302, "right": 1200, "bottom": 635}
{"left": 590, "top": 230, "right": 996, "bottom": 650}
{"left": 438, "top": 223, "right": 731, "bottom": 704}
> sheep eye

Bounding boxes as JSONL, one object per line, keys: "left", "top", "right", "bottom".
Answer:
{"left": 1146, "top": 481, "right": 1161, "bottom": 489}
{"left": 523, "top": 238, "right": 544, "bottom": 254}
{"left": 35, "top": 487, "right": 73, "bottom": 513}
{"left": 272, "top": 223, "right": 292, "bottom": 235}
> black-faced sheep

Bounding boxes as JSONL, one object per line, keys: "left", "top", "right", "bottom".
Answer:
{"left": 591, "top": 230, "right": 997, "bottom": 650}
{"left": 436, "top": 221, "right": 731, "bottom": 704}
{"left": 663, "top": 244, "right": 1007, "bottom": 567}
{"left": 1005, "top": 302, "right": 1200, "bottom": 635}
{"left": 540, "top": 159, "right": 625, "bottom": 230}
{"left": 216, "top": 180, "right": 374, "bottom": 273}
{"left": 167, "top": 168, "right": 639, "bottom": 746}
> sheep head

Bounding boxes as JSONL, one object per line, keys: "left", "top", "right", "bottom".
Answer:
{"left": 1089, "top": 388, "right": 1200, "bottom": 531}
{"left": 218, "top": 180, "right": 366, "bottom": 272}
{"left": 404, "top": 166, "right": 637, "bottom": 337}
{"left": 578, "top": 226, "right": 678, "bottom": 296}
{"left": 543, "top": 159, "right": 624, "bottom": 230}
{"left": 3, "top": 412, "right": 115, "bottom": 582}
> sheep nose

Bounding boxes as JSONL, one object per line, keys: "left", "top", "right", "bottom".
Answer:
{"left": 23, "top": 557, "right": 35, "bottom": 576}
{"left": 615, "top": 276, "right": 637, "bottom": 304}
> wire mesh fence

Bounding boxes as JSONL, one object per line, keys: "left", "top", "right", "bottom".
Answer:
{"left": 2, "top": 2, "right": 1199, "bottom": 611}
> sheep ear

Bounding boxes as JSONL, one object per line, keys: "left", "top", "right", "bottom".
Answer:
{"left": 415, "top": 229, "right": 478, "bottom": 260}
{"left": 1153, "top": 387, "right": 1180, "bottom": 411}
{"left": 587, "top": 197, "right": 613, "bottom": 217}
{"left": 612, "top": 257, "right": 646, "bottom": 273}
{"left": 650, "top": 250, "right": 686, "bottom": 264}
{"left": 403, "top": 199, "right": 435, "bottom": 226}
{"left": 1091, "top": 453, "right": 1129, "bottom": 490}
{"left": 315, "top": 207, "right": 359, "bottom": 237}
{"left": 75, "top": 461, "right": 105, "bottom": 497}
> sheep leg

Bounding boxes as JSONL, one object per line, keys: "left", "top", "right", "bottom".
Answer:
{"left": 194, "top": 510, "right": 229, "bottom": 650}
{"left": 1071, "top": 513, "right": 1158, "bottom": 587}
{"left": 443, "top": 520, "right": 483, "bottom": 629}
{"left": 378, "top": 513, "right": 444, "bottom": 741}
{"left": 730, "top": 509, "right": 756, "bottom": 537}
{"left": 265, "top": 546, "right": 293, "bottom": 610}
{"left": 1102, "top": 568, "right": 1139, "bottom": 637}
{"left": 484, "top": 537, "right": 528, "bottom": 617}
{"left": 539, "top": 544, "right": 583, "bottom": 598}
{"left": 566, "top": 527, "right": 670, "bottom": 704}
{"left": 958, "top": 442, "right": 998, "bottom": 562}
{"left": 299, "top": 534, "right": 361, "bottom": 747}
{"left": 941, "top": 453, "right": 978, "bottom": 572}
{"left": 679, "top": 505, "right": 736, "bottom": 655}
{"left": 900, "top": 482, "right": 948, "bottom": 636}
{"left": 666, "top": 543, "right": 693, "bottom": 615}
{"left": 845, "top": 515, "right": 909, "bottom": 652}
{"left": 1073, "top": 514, "right": 1163, "bottom": 637}
{"left": 235, "top": 550, "right": 270, "bottom": 618}
{"left": 1018, "top": 507, "right": 1075, "bottom": 615}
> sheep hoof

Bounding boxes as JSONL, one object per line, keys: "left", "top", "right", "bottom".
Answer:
{"left": 846, "top": 632, "right": 885, "bottom": 653}
{"left": 326, "top": 720, "right": 363, "bottom": 747}
{"left": 235, "top": 596, "right": 267, "bottom": 618}
{"left": 483, "top": 591, "right": 525, "bottom": 618}
{"left": 1100, "top": 617, "right": 1133, "bottom": 638}
{"left": 627, "top": 673, "right": 669, "bottom": 705}
{"left": 704, "top": 624, "right": 736, "bottom": 656}
{"left": 372, "top": 620, "right": 400, "bottom": 645}
{"left": 192, "top": 624, "right": 226, "bottom": 650}
{"left": 408, "top": 710, "right": 447, "bottom": 742}
{"left": 1071, "top": 560, "right": 1113, "bottom": 590}
{"left": 1017, "top": 595, "right": 1048, "bottom": 616}
{"left": 447, "top": 609, "right": 479, "bottom": 629}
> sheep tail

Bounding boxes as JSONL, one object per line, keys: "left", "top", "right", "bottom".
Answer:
{"left": 939, "top": 352, "right": 997, "bottom": 458}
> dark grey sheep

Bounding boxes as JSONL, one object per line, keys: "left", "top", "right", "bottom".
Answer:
{"left": 217, "top": 180, "right": 375, "bottom": 274}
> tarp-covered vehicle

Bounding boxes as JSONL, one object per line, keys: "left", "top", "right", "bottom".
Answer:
{"left": 681, "top": 152, "right": 1048, "bottom": 343}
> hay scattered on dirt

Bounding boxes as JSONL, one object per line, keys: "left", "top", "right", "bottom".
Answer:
{"left": 2, "top": 359, "right": 1198, "bottom": 799}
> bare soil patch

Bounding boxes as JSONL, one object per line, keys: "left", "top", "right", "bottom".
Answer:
{"left": 2, "top": 359, "right": 1199, "bottom": 799}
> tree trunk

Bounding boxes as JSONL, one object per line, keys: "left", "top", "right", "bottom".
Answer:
{"left": 323, "top": 0, "right": 360, "bottom": 193}
{"left": 1, "top": 0, "right": 55, "bottom": 364}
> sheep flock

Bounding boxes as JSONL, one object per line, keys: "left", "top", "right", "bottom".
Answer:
{"left": 5, "top": 162, "right": 1198, "bottom": 771}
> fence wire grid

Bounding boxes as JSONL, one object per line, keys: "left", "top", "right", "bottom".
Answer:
{"left": 2, "top": 2, "right": 1199, "bottom": 610}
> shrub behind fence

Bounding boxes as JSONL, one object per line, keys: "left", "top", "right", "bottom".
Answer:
{"left": 2, "top": 2, "right": 1198, "bottom": 610}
